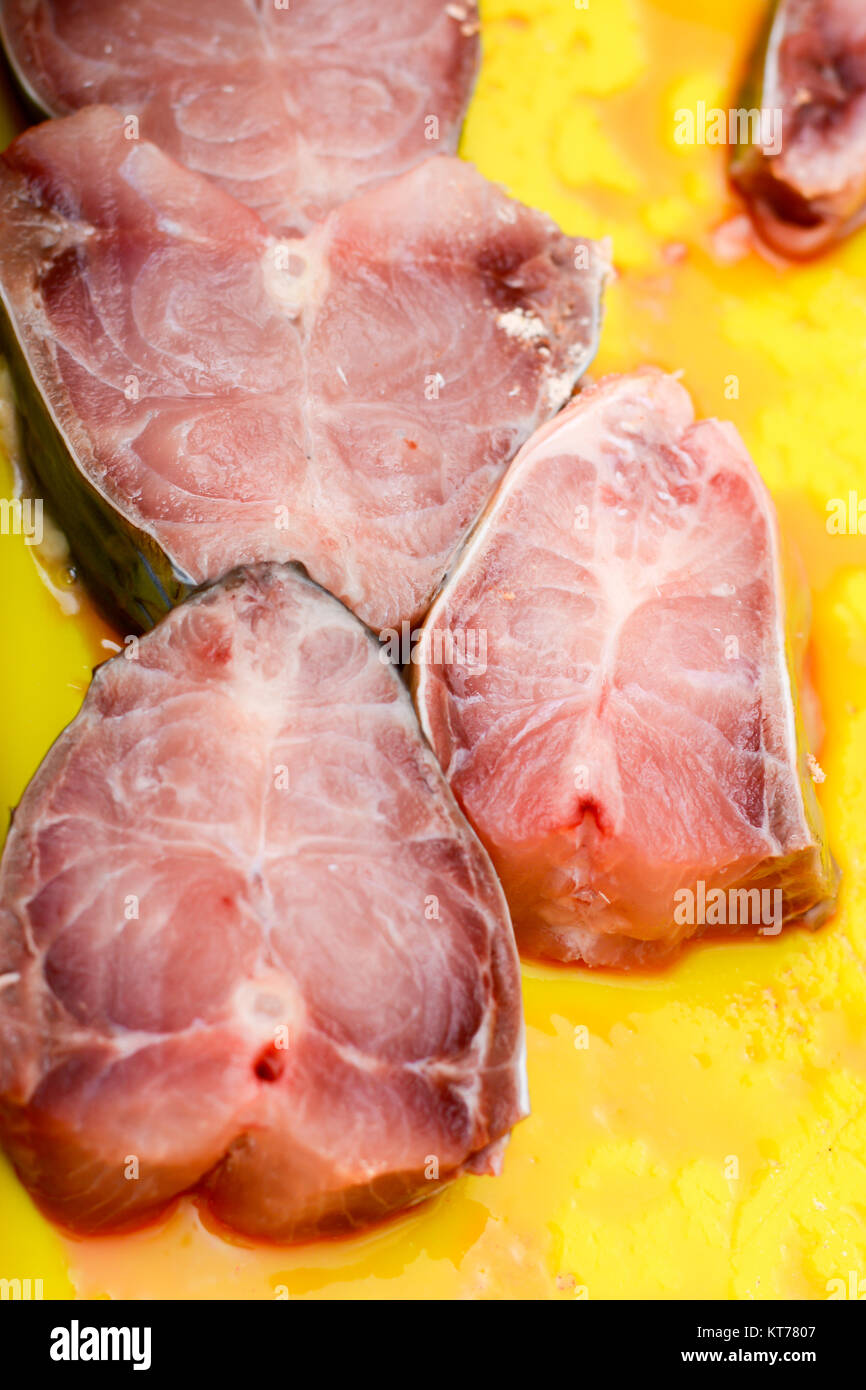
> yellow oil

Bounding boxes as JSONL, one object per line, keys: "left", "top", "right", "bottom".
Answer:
{"left": 2, "top": 0, "right": 866, "bottom": 1299}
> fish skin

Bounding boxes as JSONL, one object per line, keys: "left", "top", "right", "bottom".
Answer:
{"left": 0, "top": 106, "right": 609, "bottom": 634}
{"left": 731, "top": 0, "right": 866, "bottom": 257}
{"left": 414, "top": 368, "right": 839, "bottom": 967}
{"left": 0, "top": 0, "right": 481, "bottom": 235}
{"left": 0, "top": 563, "right": 527, "bottom": 1240}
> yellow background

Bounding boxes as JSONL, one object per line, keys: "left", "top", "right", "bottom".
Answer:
{"left": 2, "top": 0, "right": 866, "bottom": 1299}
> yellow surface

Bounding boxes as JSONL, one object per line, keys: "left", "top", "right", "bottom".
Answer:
{"left": 2, "top": 0, "right": 866, "bottom": 1299}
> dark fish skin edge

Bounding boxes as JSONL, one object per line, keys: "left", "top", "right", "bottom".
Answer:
{"left": 0, "top": 290, "right": 196, "bottom": 632}
{"left": 0, "top": 19, "right": 52, "bottom": 124}
{"left": 0, "top": 25, "right": 190, "bottom": 634}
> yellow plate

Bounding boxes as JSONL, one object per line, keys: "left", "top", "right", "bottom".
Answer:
{"left": 2, "top": 0, "right": 866, "bottom": 1300}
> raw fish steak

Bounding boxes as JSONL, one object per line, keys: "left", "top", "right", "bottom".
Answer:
{"left": 0, "top": 106, "right": 608, "bottom": 633}
{"left": 414, "top": 370, "right": 839, "bottom": 967}
{"left": 0, "top": 565, "right": 527, "bottom": 1239}
{"left": 731, "top": 0, "right": 866, "bottom": 256}
{"left": 0, "top": 0, "right": 481, "bottom": 234}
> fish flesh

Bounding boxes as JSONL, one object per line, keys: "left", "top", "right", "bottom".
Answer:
{"left": 731, "top": 0, "right": 866, "bottom": 257}
{"left": 0, "top": 0, "right": 481, "bottom": 235}
{"left": 0, "top": 564, "right": 527, "bottom": 1238}
{"left": 0, "top": 106, "right": 608, "bottom": 634}
{"left": 414, "top": 369, "right": 839, "bottom": 967}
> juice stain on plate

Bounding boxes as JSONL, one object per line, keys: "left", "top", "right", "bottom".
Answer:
{"left": 3, "top": 0, "right": 866, "bottom": 1299}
